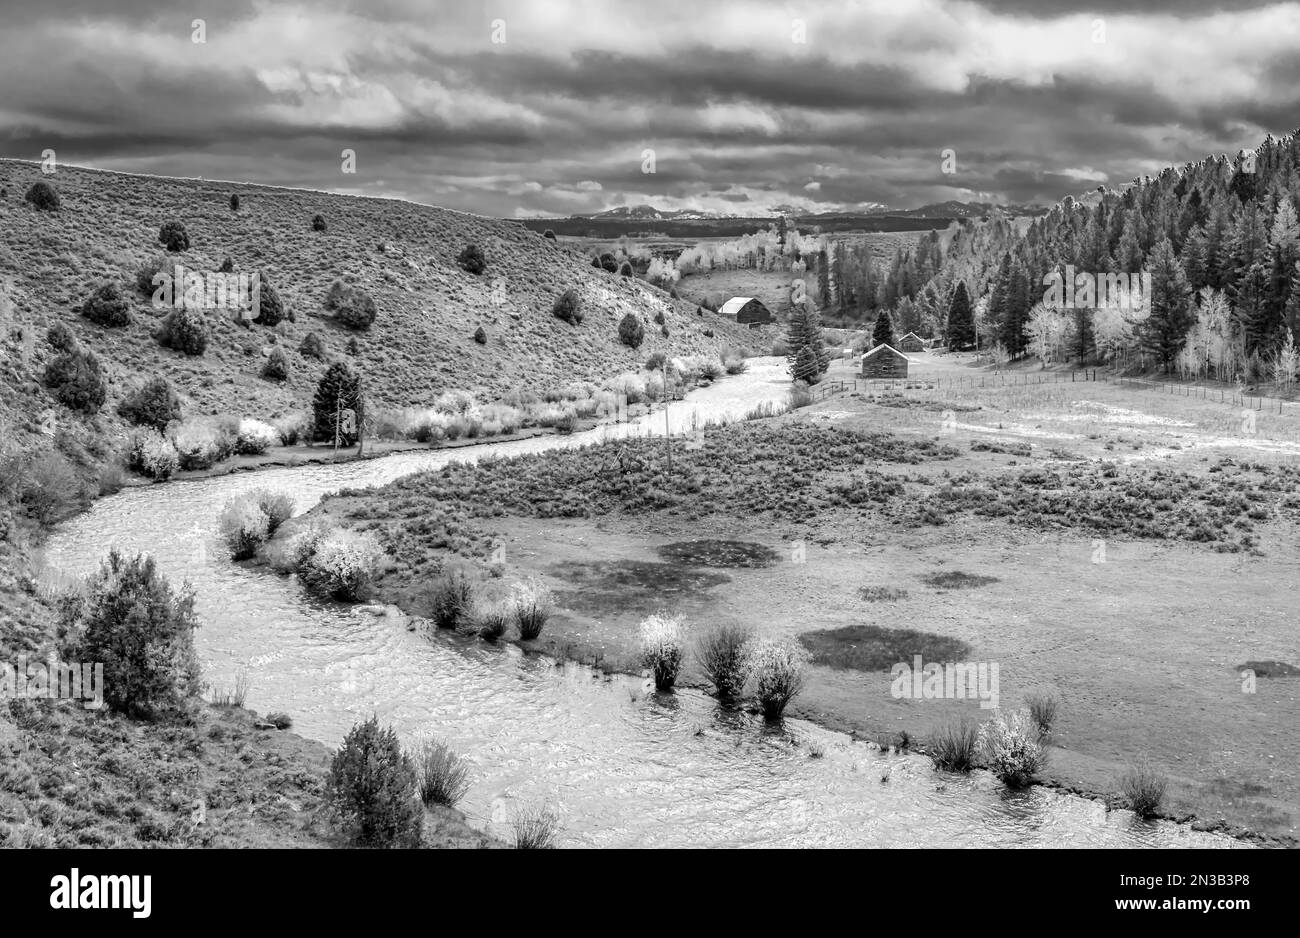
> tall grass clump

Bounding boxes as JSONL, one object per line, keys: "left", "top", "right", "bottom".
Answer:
{"left": 57, "top": 551, "right": 202, "bottom": 720}
{"left": 750, "top": 639, "right": 809, "bottom": 719}
{"left": 1024, "top": 692, "right": 1058, "bottom": 737}
{"left": 637, "top": 615, "right": 686, "bottom": 690}
{"left": 475, "top": 602, "right": 509, "bottom": 642}
{"left": 510, "top": 804, "right": 560, "bottom": 849}
{"left": 977, "top": 709, "right": 1047, "bottom": 788}
{"left": 1118, "top": 762, "right": 1168, "bottom": 819}
{"left": 428, "top": 570, "right": 475, "bottom": 630}
{"left": 326, "top": 716, "right": 422, "bottom": 848}
{"left": 927, "top": 716, "right": 979, "bottom": 772}
{"left": 696, "top": 624, "right": 753, "bottom": 701}
{"left": 415, "top": 739, "right": 471, "bottom": 807}
{"left": 509, "top": 578, "right": 553, "bottom": 640}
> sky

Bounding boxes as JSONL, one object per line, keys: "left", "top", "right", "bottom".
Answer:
{"left": 1, "top": 0, "right": 1297, "bottom": 218}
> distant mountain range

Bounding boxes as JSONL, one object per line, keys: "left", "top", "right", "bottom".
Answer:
{"left": 562, "top": 199, "right": 1044, "bottom": 222}
{"left": 520, "top": 199, "right": 1047, "bottom": 239}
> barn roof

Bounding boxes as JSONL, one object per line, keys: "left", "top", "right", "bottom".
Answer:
{"left": 862, "top": 343, "right": 909, "bottom": 360}
{"left": 899, "top": 332, "right": 923, "bottom": 341}
{"left": 718, "top": 296, "right": 756, "bottom": 317}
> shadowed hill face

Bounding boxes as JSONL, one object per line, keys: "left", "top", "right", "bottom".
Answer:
{"left": 0, "top": 160, "right": 761, "bottom": 425}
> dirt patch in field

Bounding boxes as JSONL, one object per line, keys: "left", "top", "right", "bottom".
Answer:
{"left": 656, "top": 539, "right": 780, "bottom": 568}
{"left": 798, "top": 625, "right": 974, "bottom": 673}
{"left": 921, "top": 571, "right": 1000, "bottom": 589}
{"left": 1238, "top": 660, "right": 1300, "bottom": 678}
{"left": 550, "top": 559, "right": 730, "bottom": 616}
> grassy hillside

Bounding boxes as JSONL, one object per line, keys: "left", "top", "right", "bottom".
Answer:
{"left": 0, "top": 160, "right": 762, "bottom": 442}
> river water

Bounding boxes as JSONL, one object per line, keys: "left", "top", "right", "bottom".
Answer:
{"left": 44, "top": 360, "right": 1244, "bottom": 848}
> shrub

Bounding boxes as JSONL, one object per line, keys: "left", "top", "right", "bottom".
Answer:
{"left": 977, "top": 709, "right": 1047, "bottom": 788}
{"left": 599, "top": 253, "right": 618, "bottom": 273}
{"left": 543, "top": 229, "right": 556, "bottom": 240}
{"left": 750, "top": 639, "right": 809, "bottom": 719}
{"left": 644, "top": 351, "right": 667, "bottom": 371}
{"left": 127, "top": 430, "right": 179, "bottom": 480}
{"left": 46, "top": 321, "right": 75, "bottom": 352}
{"left": 326, "top": 717, "right": 422, "bottom": 848}
{"left": 158, "top": 221, "right": 190, "bottom": 253}
{"left": 551, "top": 288, "right": 583, "bottom": 325}
{"left": 25, "top": 181, "right": 60, "bottom": 211}
{"left": 456, "top": 244, "right": 486, "bottom": 274}
{"left": 789, "top": 382, "right": 814, "bottom": 409}
{"left": 696, "top": 624, "right": 753, "bottom": 701}
{"left": 171, "top": 421, "right": 224, "bottom": 471}
{"left": 300, "top": 528, "right": 384, "bottom": 601}
{"left": 135, "top": 257, "right": 169, "bottom": 297}
{"left": 653, "top": 309, "right": 665, "bottom": 325}
{"left": 58, "top": 551, "right": 202, "bottom": 719}
{"left": 722, "top": 351, "right": 747, "bottom": 375}
{"left": 1024, "top": 692, "right": 1058, "bottom": 737}
{"left": 80, "top": 282, "right": 131, "bottom": 327}
{"left": 300, "top": 331, "right": 325, "bottom": 359}
{"left": 273, "top": 412, "right": 310, "bottom": 447}
{"left": 156, "top": 307, "right": 208, "bottom": 356}
{"left": 1118, "top": 762, "right": 1168, "bottom": 819}
{"left": 928, "top": 716, "right": 980, "bottom": 772}
{"left": 18, "top": 451, "right": 87, "bottom": 525}
{"left": 254, "top": 489, "right": 295, "bottom": 534}
{"left": 118, "top": 377, "right": 181, "bottom": 432}
{"left": 218, "top": 495, "right": 270, "bottom": 560}
{"left": 429, "top": 571, "right": 474, "bottom": 630}
{"left": 219, "top": 257, "right": 234, "bottom": 273}
{"left": 415, "top": 739, "right": 470, "bottom": 807}
{"left": 509, "top": 578, "right": 552, "bottom": 640}
{"left": 262, "top": 347, "right": 289, "bottom": 382}
{"left": 256, "top": 274, "right": 286, "bottom": 326}
{"left": 311, "top": 214, "right": 327, "bottom": 232}
{"left": 230, "top": 194, "right": 240, "bottom": 211}
{"left": 312, "top": 361, "right": 364, "bottom": 445}
{"left": 637, "top": 615, "right": 686, "bottom": 690}
{"left": 234, "top": 418, "right": 279, "bottom": 455}
{"left": 619, "top": 261, "right": 633, "bottom": 277}
{"left": 473, "top": 325, "right": 487, "bottom": 345}
{"left": 325, "top": 281, "right": 377, "bottom": 330}
{"left": 618, "top": 313, "right": 644, "bottom": 349}
{"left": 510, "top": 804, "right": 560, "bottom": 849}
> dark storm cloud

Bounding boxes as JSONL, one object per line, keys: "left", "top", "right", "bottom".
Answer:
{"left": 0, "top": 0, "right": 1296, "bottom": 217}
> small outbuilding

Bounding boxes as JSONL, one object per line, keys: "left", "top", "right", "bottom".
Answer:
{"left": 898, "top": 332, "right": 926, "bottom": 353}
{"left": 861, "top": 343, "right": 910, "bottom": 379}
{"left": 717, "top": 296, "right": 773, "bottom": 326}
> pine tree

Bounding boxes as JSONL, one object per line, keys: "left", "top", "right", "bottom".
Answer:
{"left": 313, "top": 361, "right": 364, "bottom": 446}
{"left": 946, "top": 280, "right": 976, "bottom": 350}
{"left": 786, "top": 302, "right": 828, "bottom": 384}
{"left": 1141, "top": 238, "right": 1195, "bottom": 372}
{"left": 871, "top": 308, "right": 895, "bottom": 349}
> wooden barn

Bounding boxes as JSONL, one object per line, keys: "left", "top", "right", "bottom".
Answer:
{"left": 898, "top": 332, "right": 926, "bottom": 353}
{"left": 717, "top": 296, "right": 773, "bottom": 326}
{"left": 861, "top": 343, "right": 910, "bottom": 379}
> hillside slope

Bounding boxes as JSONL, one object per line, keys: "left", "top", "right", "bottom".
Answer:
{"left": 0, "top": 161, "right": 764, "bottom": 437}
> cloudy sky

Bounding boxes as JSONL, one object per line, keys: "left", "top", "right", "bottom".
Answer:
{"left": 2, "top": 0, "right": 1297, "bottom": 218}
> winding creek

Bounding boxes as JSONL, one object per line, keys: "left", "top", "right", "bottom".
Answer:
{"left": 44, "top": 360, "right": 1245, "bottom": 847}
